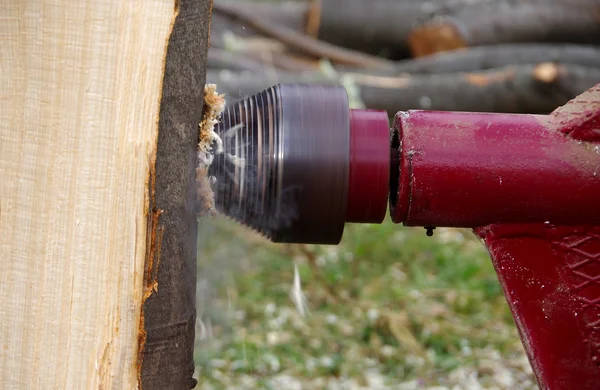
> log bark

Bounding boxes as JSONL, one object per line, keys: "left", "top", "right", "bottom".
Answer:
{"left": 409, "top": 2, "right": 600, "bottom": 56}
{"left": 210, "top": 41, "right": 600, "bottom": 76}
{"left": 209, "top": 0, "right": 441, "bottom": 59}
{"left": 348, "top": 44, "right": 600, "bottom": 76}
{"left": 138, "top": 1, "right": 213, "bottom": 389}
{"left": 315, "top": 0, "right": 462, "bottom": 58}
{"left": 0, "top": 1, "right": 211, "bottom": 389}
{"left": 210, "top": 0, "right": 600, "bottom": 61}
{"left": 392, "top": 44, "right": 600, "bottom": 75}
{"left": 316, "top": 0, "right": 557, "bottom": 58}
{"left": 207, "top": 63, "right": 600, "bottom": 114}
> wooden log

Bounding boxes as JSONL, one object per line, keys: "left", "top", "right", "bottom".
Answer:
{"left": 316, "top": 0, "right": 527, "bottom": 58}
{"left": 356, "top": 63, "right": 600, "bottom": 114}
{"left": 211, "top": 0, "right": 454, "bottom": 59}
{"left": 207, "top": 63, "right": 600, "bottom": 114}
{"left": 210, "top": 0, "right": 600, "bottom": 60}
{"left": 315, "top": 0, "right": 460, "bottom": 58}
{"left": 409, "top": 1, "right": 600, "bottom": 56}
{"left": 350, "top": 44, "right": 600, "bottom": 76}
{"left": 0, "top": 0, "right": 211, "bottom": 389}
{"left": 210, "top": 41, "right": 600, "bottom": 76}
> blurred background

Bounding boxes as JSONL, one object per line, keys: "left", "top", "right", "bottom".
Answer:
{"left": 195, "top": 0, "right": 600, "bottom": 388}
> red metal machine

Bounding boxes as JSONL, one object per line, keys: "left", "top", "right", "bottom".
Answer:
{"left": 208, "top": 82, "right": 600, "bottom": 389}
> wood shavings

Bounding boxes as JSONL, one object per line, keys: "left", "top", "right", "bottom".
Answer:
{"left": 197, "top": 83, "right": 226, "bottom": 217}
{"left": 225, "top": 153, "right": 246, "bottom": 168}
{"left": 290, "top": 262, "right": 309, "bottom": 317}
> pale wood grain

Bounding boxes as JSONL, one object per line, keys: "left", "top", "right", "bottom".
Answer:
{"left": 0, "top": 1, "right": 177, "bottom": 388}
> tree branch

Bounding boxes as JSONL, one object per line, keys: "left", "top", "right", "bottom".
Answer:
{"left": 212, "top": 1, "right": 396, "bottom": 70}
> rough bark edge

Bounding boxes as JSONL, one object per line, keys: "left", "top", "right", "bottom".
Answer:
{"left": 138, "top": 0, "right": 214, "bottom": 389}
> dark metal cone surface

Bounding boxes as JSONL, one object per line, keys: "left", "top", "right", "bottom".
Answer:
{"left": 209, "top": 84, "right": 350, "bottom": 244}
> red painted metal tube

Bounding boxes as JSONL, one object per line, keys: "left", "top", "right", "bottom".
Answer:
{"left": 390, "top": 110, "right": 600, "bottom": 227}
{"left": 346, "top": 109, "right": 390, "bottom": 224}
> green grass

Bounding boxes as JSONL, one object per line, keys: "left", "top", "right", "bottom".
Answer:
{"left": 194, "top": 218, "right": 536, "bottom": 389}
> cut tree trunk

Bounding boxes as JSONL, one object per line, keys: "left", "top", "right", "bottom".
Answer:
{"left": 0, "top": 1, "right": 211, "bottom": 389}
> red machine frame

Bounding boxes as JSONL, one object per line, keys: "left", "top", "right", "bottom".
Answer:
{"left": 389, "top": 84, "right": 600, "bottom": 388}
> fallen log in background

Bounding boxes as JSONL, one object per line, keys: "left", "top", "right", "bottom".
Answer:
{"left": 207, "top": 63, "right": 600, "bottom": 114}
{"left": 210, "top": 0, "right": 497, "bottom": 60}
{"left": 336, "top": 44, "right": 600, "bottom": 76}
{"left": 208, "top": 40, "right": 600, "bottom": 75}
{"left": 315, "top": 0, "right": 492, "bottom": 58}
{"left": 210, "top": 0, "right": 600, "bottom": 61}
{"left": 410, "top": 1, "right": 600, "bottom": 56}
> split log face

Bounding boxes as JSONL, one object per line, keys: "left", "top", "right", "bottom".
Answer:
{"left": 0, "top": 0, "right": 210, "bottom": 388}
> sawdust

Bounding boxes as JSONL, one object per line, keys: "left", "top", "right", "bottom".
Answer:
{"left": 197, "top": 83, "right": 226, "bottom": 217}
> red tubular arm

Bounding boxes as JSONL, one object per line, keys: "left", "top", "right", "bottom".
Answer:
{"left": 390, "top": 110, "right": 600, "bottom": 227}
{"left": 390, "top": 84, "right": 600, "bottom": 389}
